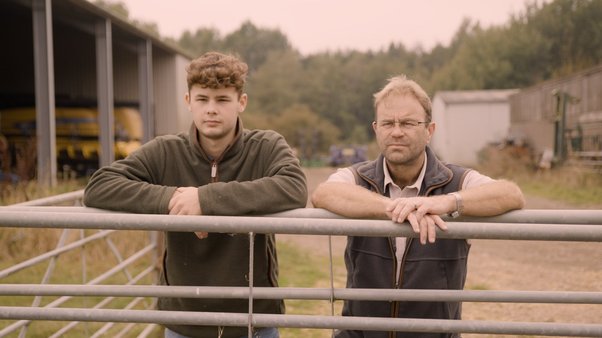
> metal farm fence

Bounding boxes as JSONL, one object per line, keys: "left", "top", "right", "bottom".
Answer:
{"left": 0, "top": 191, "right": 601, "bottom": 337}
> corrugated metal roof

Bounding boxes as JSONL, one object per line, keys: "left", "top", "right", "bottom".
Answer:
{"left": 66, "top": 0, "right": 194, "bottom": 58}
{"left": 434, "top": 89, "right": 519, "bottom": 104}
{"left": 5, "top": 0, "right": 194, "bottom": 59}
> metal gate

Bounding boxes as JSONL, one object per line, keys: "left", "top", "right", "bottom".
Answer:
{"left": 1, "top": 191, "right": 601, "bottom": 337}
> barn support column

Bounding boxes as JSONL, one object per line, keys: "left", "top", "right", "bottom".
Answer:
{"left": 32, "top": 0, "right": 57, "bottom": 187}
{"left": 95, "top": 18, "right": 115, "bottom": 168}
{"left": 553, "top": 90, "right": 580, "bottom": 163}
{"left": 553, "top": 91, "right": 568, "bottom": 163}
{"left": 138, "top": 39, "right": 154, "bottom": 143}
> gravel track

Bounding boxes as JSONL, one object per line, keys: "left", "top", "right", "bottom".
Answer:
{"left": 277, "top": 167, "right": 602, "bottom": 337}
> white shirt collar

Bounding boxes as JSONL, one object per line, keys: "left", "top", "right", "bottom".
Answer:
{"left": 383, "top": 151, "right": 428, "bottom": 197}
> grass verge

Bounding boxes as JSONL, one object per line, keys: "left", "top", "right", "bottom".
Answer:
{"left": 0, "top": 232, "right": 344, "bottom": 338}
{"left": 477, "top": 145, "right": 602, "bottom": 207}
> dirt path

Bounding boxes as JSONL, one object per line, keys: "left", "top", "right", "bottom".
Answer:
{"left": 462, "top": 191, "right": 601, "bottom": 337}
{"left": 278, "top": 167, "right": 602, "bottom": 337}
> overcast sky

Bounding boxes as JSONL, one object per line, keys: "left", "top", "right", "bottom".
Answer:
{"left": 118, "top": 0, "right": 542, "bottom": 55}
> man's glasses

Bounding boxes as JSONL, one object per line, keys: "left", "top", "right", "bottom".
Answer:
{"left": 375, "top": 120, "right": 430, "bottom": 130}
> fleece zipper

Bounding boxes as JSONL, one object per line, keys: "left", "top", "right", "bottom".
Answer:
{"left": 389, "top": 237, "right": 413, "bottom": 338}
{"left": 354, "top": 169, "right": 400, "bottom": 338}
{"left": 388, "top": 181, "right": 451, "bottom": 338}
{"left": 210, "top": 161, "right": 218, "bottom": 182}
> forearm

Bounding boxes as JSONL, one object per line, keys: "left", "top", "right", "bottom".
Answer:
{"left": 460, "top": 179, "right": 525, "bottom": 216}
{"left": 199, "top": 170, "right": 307, "bottom": 215}
{"left": 84, "top": 161, "right": 175, "bottom": 214}
{"left": 84, "top": 139, "right": 179, "bottom": 214}
{"left": 311, "top": 182, "right": 390, "bottom": 219}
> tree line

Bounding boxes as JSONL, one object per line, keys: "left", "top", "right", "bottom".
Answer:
{"left": 96, "top": 0, "right": 602, "bottom": 156}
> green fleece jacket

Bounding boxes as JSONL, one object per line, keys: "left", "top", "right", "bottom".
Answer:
{"left": 83, "top": 120, "right": 307, "bottom": 338}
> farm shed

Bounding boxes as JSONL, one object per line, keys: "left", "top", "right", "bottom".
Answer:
{"left": 430, "top": 89, "right": 518, "bottom": 167}
{"left": 509, "top": 64, "right": 602, "bottom": 166}
{"left": 0, "top": 0, "right": 192, "bottom": 185}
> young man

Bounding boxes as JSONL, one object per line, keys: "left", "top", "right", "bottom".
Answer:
{"left": 311, "top": 75, "right": 525, "bottom": 338}
{"left": 84, "top": 52, "right": 307, "bottom": 338}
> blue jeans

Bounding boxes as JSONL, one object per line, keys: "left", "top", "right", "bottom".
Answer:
{"left": 165, "top": 327, "right": 279, "bottom": 338}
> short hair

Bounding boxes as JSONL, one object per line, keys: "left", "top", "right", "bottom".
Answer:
{"left": 186, "top": 52, "right": 248, "bottom": 96}
{"left": 373, "top": 74, "right": 432, "bottom": 122}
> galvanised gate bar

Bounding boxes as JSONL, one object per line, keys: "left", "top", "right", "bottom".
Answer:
{"left": 0, "top": 191, "right": 601, "bottom": 337}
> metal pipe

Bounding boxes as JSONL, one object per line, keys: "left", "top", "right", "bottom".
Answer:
{"left": 2, "top": 204, "right": 601, "bottom": 337}
{"left": 0, "top": 210, "right": 600, "bottom": 241}
{"left": 0, "top": 246, "right": 155, "bottom": 336}
{"left": 1, "top": 307, "right": 601, "bottom": 337}
{"left": 47, "top": 266, "right": 156, "bottom": 338}
{"left": 0, "top": 230, "right": 115, "bottom": 279}
{"left": 89, "top": 297, "right": 146, "bottom": 338}
{"left": 272, "top": 208, "right": 602, "bottom": 225}
{"left": 5, "top": 206, "right": 602, "bottom": 225}
{"left": 0, "top": 284, "right": 600, "bottom": 304}
{"left": 134, "top": 323, "right": 158, "bottom": 338}
{"left": 10, "top": 190, "right": 84, "bottom": 207}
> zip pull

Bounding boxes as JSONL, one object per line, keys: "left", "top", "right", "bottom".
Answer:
{"left": 211, "top": 162, "right": 217, "bottom": 181}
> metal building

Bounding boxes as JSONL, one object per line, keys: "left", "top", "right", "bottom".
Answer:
{"left": 0, "top": 0, "right": 192, "bottom": 186}
{"left": 509, "top": 64, "right": 602, "bottom": 164}
{"left": 430, "top": 89, "right": 518, "bottom": 166}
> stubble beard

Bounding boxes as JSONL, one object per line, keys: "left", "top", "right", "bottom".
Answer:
{"left": 385, "top": 145, "right": 421, "bottom": 166}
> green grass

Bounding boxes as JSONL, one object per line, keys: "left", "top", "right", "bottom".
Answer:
{"left": 0, "top": 229, "right": 159, "bottom": 337}
{"left": 466, "top": 283, "right": 491, "bottom": 291}
{"left": 0, "top": 230, "right": 345, "bottom": 338}
{"left": 0, "top": 178, "right": 86, "bottom": 206}
{"left": 277, "top": 241, "right": 345, "bottom": 338}
{"left": 476, "top": 145, "right": 602, "bottom": 207}
{"left": 515, "top": 170, "right": 602, "bottom": 207}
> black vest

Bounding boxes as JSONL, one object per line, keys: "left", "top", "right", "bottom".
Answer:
{"left": 338, "top": 147, "right": 469, "bottom": 338}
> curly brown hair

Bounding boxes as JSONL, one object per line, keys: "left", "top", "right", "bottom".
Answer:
{"left": 186, "top": 52, "right": 248, "bottom": 96}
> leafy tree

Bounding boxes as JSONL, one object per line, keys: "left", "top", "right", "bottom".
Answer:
{"left": 431, "top": 26, "right": 516, "bottom": 90}
{"left": 132, "top": 20, "right": 160, "bottom": 37}
{"left": 271, "top": 104, "right": 341, "bottom": 158}
{"left": 524, "top": 0, "right": 602, "bottom": 76}
{"left": 571, "top": 0, "right": 602, "bottom": 68}
{"left": 297, "top": 53, "right": 348, "bottom": 131}
{"left": 222, "top": 21, "right": 293, "bottom": 72}
{"left": 499, "top": 19, "right": 552, "bottom": 85}
{"left": 240, "top": 111, "right": 272, "bottom": 131}
{"left": 98, "top": 0, "right": 602, "bottom": 156}
{"left": 94, "top": 0, "right": 129, "bottom": 19}
{"left": 246, "top": 50, "right": 303, "bottom": 115}
{"left": 94, "top": 0, "right": 160, "bottom": 36}
{"left": 178, "top": 28, "right": 222, "bottom": 57}
{"left": 430, "top": 0, "right": 602, "bottom": 91}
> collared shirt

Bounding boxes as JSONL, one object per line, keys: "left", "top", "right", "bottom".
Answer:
{"left": 383, "top": 153, "right": 427, "bottom": 280}
{"left": 326, "top": 151, "right": 493, "bottom": 280}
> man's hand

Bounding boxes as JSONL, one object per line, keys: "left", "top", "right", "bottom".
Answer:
{"left": 407, "top": 213, "right": 446, "bottom": 244}
{"left": 168, "top": 187, "right": 207, "bottom": 239}
{"left": 385, "top": 195, "right": 456, "bottom": 244}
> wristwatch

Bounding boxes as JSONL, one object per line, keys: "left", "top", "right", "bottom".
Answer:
{"left": 448, "top": 192, "right": 463, "bottom": 218}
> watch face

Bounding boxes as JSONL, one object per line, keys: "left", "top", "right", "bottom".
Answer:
{"left": 450, "top": 211, "right": 460, "bottom": 218}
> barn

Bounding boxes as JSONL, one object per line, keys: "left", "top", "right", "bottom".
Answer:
{"left": 509, "top": 64, "right": 602, "bottom": 169}
{"left": 0, "top": 0, "right": 193, "bottom": 185}
{"left": 430, "top": 89, "right": 518, "bottom": 167}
